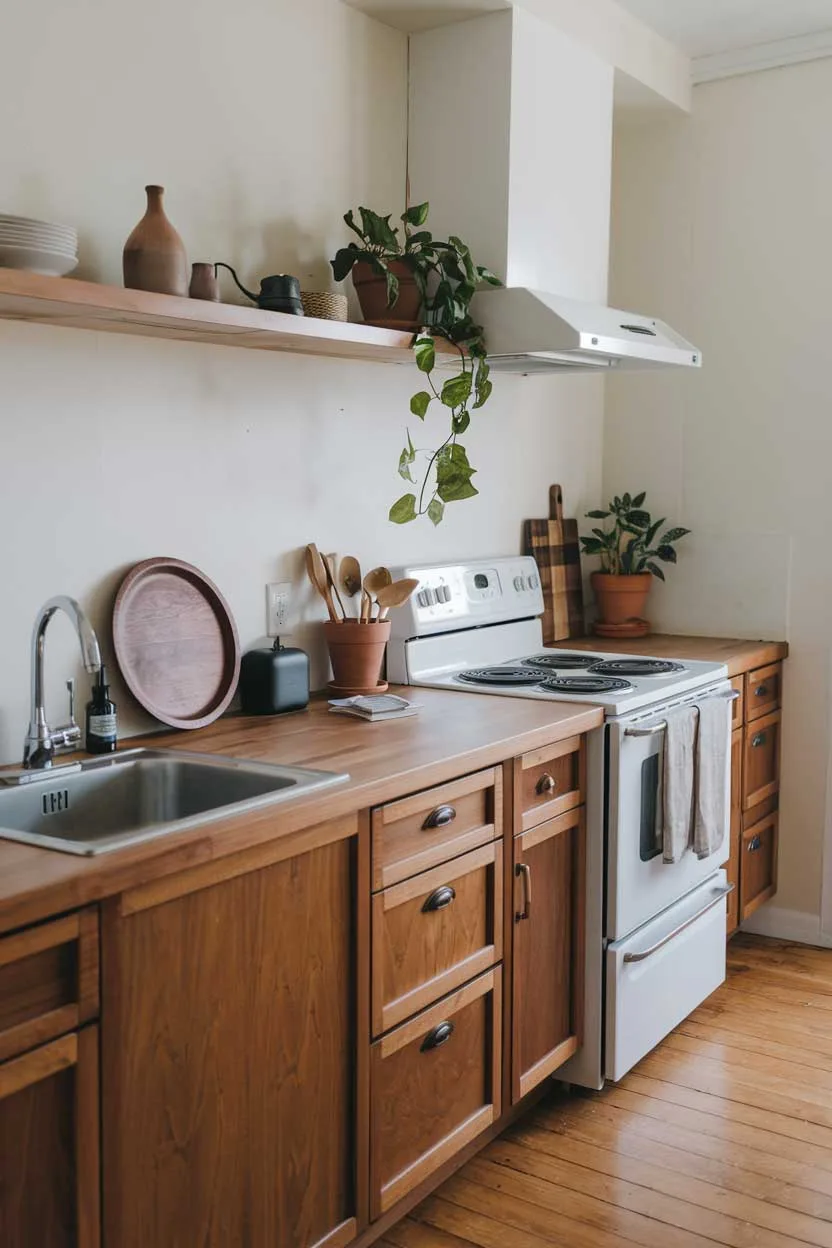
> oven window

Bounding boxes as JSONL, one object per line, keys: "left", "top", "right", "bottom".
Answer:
{"left": 640, "top": 753, "right": 662, "bottom": 861}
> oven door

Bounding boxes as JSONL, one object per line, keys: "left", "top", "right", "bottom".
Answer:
{"left": 605, "top": 871, "right": 730, "bottom": 1082}
{"left": 607, "top": 684, "right": 731, "bottom": 941}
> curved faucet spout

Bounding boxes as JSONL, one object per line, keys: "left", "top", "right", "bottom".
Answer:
{"left": 23, "top": 596, "right": 102, "bottom": 770}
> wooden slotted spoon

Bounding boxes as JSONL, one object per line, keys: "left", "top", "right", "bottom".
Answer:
{"left": 339, "top": 556, "right": 362, "bottom": 621}
{"left": 305, "top": 544, "right": 339, "bottom": 622}
{"left": 362, "top": 566, "right": 392, "bottom": 622}
{"left": 376, "top": 578, "right": 420, "bottom": 621}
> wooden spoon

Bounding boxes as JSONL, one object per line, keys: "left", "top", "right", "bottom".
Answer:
{"left": 305, "top": 544, "right": 339, "bottom": 622}
{"left": 362, "top": 566, "right": 392, "bottom": 622}
{"left": 323, "top": 552, "right": 347, "bottom": 619}
{"left": 339, "top": 556, "right": 362, "bottom": 621}
{"left": 376, "top": 578, "right": 420, "bottom": 621}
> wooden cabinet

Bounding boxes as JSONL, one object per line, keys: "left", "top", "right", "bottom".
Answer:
{"left": 510, "top": 807, "right": 586, "bottom": 1102}
{"left": 102, "top": 815, "right": 367, "bottom": 1248}
{"left": 0, "top": 910, "right": 101, "bottom": 1248}
{"left": 370, "top": 968, "right": 501, "bottom": 1218}
{"left": 515, "top": 735, "right": 585, "bottom": 832}
{"left": 727, "top": 662, "right": 783, "bottom": 935}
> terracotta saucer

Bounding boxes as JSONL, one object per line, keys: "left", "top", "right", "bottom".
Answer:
{"left": 327, "top": 679, "right": 389, "bottom": 697}
{"left": 593, "top": 618, "right": 651, "bottom": 639}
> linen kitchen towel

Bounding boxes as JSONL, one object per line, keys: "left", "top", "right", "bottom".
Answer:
{"left": 662, "top": 704, "right": 698, "bottom": 863}
{"left": 694, "top": 695, "right": 731, "bottom": 859}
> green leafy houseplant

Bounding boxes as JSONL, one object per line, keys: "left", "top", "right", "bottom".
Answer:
{"left": 579, "top": 492, "right": 691, "bottom": 581}
{"left": 331, "top": 203, "right": 501, "bottom": 526}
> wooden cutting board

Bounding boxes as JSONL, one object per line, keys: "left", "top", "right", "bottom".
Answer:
{"left": 523, "top": 484, "right": 585, "bottom": 643}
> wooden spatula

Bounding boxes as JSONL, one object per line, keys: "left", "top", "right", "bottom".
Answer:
{"left": 305, "top": 544, "right": 339, "bottom": 622}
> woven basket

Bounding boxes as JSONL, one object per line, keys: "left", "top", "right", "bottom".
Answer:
{"left": 300, "top": 291, "right": 348, "bottom": 321}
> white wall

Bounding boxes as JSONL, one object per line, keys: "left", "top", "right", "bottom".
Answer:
{"left": 607, "top": 58, "right": 832, "bottom": 922}
{"left": 0, "top": 0, "right": 604, "bottom": 763}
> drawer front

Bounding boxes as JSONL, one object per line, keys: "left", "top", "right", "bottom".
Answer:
{"left": 741, "top": 813, "right": 778, "bottom": 920}
{"left": 745, "top": 663, "right": 781, "bottom": 722}
{"left": 370, "top": 968, "right": 501, "bottom": 1218}
{"left": 372, "top": 843, "right": 502, "bottom": 1037}
{"left": 516, "top": 736, "right": 585, "bottom": 833}
{"left": 730, "top": 676, "right": 745, "bottom": 727}
{"left": 726, "top": 727, "right": 742, "bottom": 937}
{"left": 372, "top": 768, "right": 502, "bottom": 891}
{"left": 0, "top": 910, "right": 98, "bottom": 1063}
{"left": 743, "top": 711, "right": 781, "bottom": 810}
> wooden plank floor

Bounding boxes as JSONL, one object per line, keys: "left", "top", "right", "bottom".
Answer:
{"left": 380, "top": 934, "right": 832, "bottom": 1248}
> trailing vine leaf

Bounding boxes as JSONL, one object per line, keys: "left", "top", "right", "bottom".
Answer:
{"left": 427, "top": 498, "right": 445, "bottom": 526}
{"left": 385, "top": 268, "right": 399, "bottom": 307}
{"left": 389, "top": 493, "right": 417, "bottom": 524}
{"left": 410, "top": 391, "right": 431, "bottom": 419}
{"left": 452, "top": 410, "right": 470, "bottom": 435}
{"left": 398, "top": 431, "right": 416, "bottom": 482}
{"left": 436, "top": 443, "right": 478, "bottom": 503}
{"left": 414, "top": 337, "right": 435, "bottom": 373}
{"left": 441, "top": 373, "right": 472, "bottom": 408}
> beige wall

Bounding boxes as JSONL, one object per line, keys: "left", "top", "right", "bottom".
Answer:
{"left": 0, "top": 0, "right": 604, "bottom": 762}
{"left": 607, "top": 58, "right": 832, "bottom": 925}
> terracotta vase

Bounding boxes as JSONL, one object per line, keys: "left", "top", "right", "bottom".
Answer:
{"left": 591, "top": 571, "right": 653, "bottom": 625}
{"left": 324, "top": 619, "right": 391, "bottom": 695}
{"left": 123, "top": 185, "right": 188, "bottom": 297}
{"left": 189, "top": 262, "right": 219, "bottom": 301}
{"left": 351, "top": 259, "right": 422, "bottom": 329}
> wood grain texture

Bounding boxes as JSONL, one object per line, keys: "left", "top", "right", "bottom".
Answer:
{"left": 371, "top": 969, "right": 502, "bottom": 1218}
{"left": 113, "top": 556, "right": 241, "bottom": 729}
{"left": 743, "top": 710, "right": 781, "bottom": 809}
{"left": 741, "top": 813, "right": 779, "bottom": 919}
{"left": 102, "top": 835, "right": 361, "bottom": 1248}
{"left": 553, "top": 634, "right": 788, "bottom": 677}
{"left": 372, "top": 842, "right": 502, "bottom": 1036}
{"left": 515, "top": 736, "right": 585, "bottom": 833}
{"left": 391, "top": 935, "right": 832, "bottom": 1248}
{"left": 512, "top": 809, "right": 585, "bottom": 1102}
{"left": 372, "top": 769, "right": 502, "bottom": 892}
{"left": 730, "top": 675, "right": 745, "bottom": 728}
{"left": 0, "top": 687, "right": 602, "bottom": 938}
{"left": 744, "top": 663, "right": 782, "bottom": 722}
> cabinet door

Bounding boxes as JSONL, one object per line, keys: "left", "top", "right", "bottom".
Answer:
{"left": 0, "top": 1027, "right": 100, "bottom": 1248}
{"left": 511, "top": 807, "right": 585, "bottom": 1102}
{"left": 103, "top": 823, "right": 366, "bottom": 1248}
{"left": 726, "top": 727, "right": 743, "bottom": 937}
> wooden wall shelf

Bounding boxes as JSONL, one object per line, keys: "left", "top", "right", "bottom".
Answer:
{"left": 0, "top": 268, "right": 423, "bottom": 365}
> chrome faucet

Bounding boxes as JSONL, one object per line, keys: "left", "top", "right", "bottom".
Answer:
{"left": 23, "top": 596, "right": 102, "bottom": 770}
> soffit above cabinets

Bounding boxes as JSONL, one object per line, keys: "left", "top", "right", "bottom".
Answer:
{"left": 342, "top": 0, "right": 507, "bottom": 32}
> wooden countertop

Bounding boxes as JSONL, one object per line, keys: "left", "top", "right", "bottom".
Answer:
{"left": 554, "top": 634, "right": 788, "bottom": 678}
{"left": 0, "top": 687, "right": 602, "bottom": 937}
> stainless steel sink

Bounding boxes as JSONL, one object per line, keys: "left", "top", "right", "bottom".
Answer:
{"left": 0, "top": 749, "right": 349, "bottom": 856}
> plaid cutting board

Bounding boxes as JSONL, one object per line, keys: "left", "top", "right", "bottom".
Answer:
{"left": 523, "top": 484, "right": 585, "bottom": 643}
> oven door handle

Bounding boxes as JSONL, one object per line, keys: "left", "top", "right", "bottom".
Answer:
{"left": 624, "top": 689, "right": 739, "bottom": 737}
{"left": 622, "top": 884, "right": 734, "bottom": 963}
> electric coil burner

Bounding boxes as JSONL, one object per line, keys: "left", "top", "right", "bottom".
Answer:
{"left": 588, "top": 659, "right": 686, "bottom": 678}
{"left": 540, "top": 675, "right": 635, "bottom": 694}
{"left": 457, "top": 667, "right": 543, "bottom": 686}
{"left": 521, "top": 654, "right": 602, "bottom": 670}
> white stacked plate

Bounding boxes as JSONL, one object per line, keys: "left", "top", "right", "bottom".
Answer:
{"left": 0, "top": 213, "right": 78, "bottom": 277}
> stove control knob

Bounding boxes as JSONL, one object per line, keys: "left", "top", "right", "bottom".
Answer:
{"left": 529, "top": 574, "right": 539, "bottom": 590}
{"left": 424, "top": 587, "right": 437, "bottom": 606}
{"left": 437, "top": 585, "right": 451, "bottom": 603}
{"left": 513, "top": 576, "right": 524, "bottom": 591}
{"left": 417, "top": 590, "right": 429, "bottom": 607}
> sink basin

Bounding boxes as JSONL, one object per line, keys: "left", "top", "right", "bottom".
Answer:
{"left": 0, "top": 749, "right": 349, "bottom": 856}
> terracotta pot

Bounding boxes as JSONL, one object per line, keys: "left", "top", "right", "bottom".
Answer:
{"left": 591, "top": 572, "right": 653, "bottom": 625}
{"left": 123, "top": 185, "right": 188, "bottom": 297}
{"left": 189, "top": 262, "right": 219, "bottom": 301}
{"left": 351, "top": 259, "right": 422, "bottom": 329}
{"left": 324, "top": 619, "right": 391, "bottom": 695}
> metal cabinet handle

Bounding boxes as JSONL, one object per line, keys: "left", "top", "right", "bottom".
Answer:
{"left": 755, "top": 684, "right": 769, "bottom": 698}
{"left": 751, "top": 732, "right": 767, "bottom": 748}
{"left": 747, "top": 835, "right": 762, "bottom": 852}
{"left": 423, "top": 804, "right": 456, "bottom": 830}
{"left": 536, "top": 772, "right": 558, "bottom": 796}
{"left": 515, "top": 862, "right": 532, "bottom": 922}
{"left": 422, "top": 885, "right": 456, "bottom": 913}
{"left": 420, "top": 1021, "right": 454, "bottom": 1052}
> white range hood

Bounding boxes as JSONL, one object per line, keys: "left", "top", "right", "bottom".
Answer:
{"left": 471, "top": 288, "right": 701, "bottom": 375}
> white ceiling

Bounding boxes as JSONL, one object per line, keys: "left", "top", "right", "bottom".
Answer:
{"left": 615, "top": 0, "right": 832, "bottom": 60}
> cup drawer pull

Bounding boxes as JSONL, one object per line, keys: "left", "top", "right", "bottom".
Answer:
{"left": 422, "top": 804, "right": 456, "bottom": 830}
{"left": 754, "top": 684, "right": 770, "bottom": 698}
{"left": 751, "top": 732, "right": 767, "bottom": 748}
{"left": 747, "top": 835, "right": 763, "bottom": 852}
{"left": 422, "top": 885, "right": 456, "bottom": 913}
{"left": 420, "top": 1021, "right": 455, "bottom": 1052}
{"left": 535, "top": 772, "right": 558, "bottom": 796}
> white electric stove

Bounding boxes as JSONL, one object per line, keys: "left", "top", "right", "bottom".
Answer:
{"left": 389, "top": 556, "right": 734, "bottom": 1088}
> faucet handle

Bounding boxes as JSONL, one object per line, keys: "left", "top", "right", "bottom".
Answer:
{"left": 66, "top": 678, "right": 76, "bottom": 728}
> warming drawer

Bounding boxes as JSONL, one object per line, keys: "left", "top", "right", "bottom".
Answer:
{"left": 605, "top": 871, "right": 730, "bottom": 1083}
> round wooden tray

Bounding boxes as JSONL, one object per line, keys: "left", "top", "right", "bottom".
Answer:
{"left": 113, "top": 557, "right": 241, "bottom": 729}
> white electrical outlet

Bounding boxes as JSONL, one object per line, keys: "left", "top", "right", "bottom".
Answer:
{"left": 266, "top": 582, "right": 292, "bottom": 636}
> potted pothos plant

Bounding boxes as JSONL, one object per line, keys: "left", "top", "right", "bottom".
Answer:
{"left": 579, "top": 493, "right": 691, "bottom": 625}
{"left": 331, "top": 203, "right": 500, "bottom": 526}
